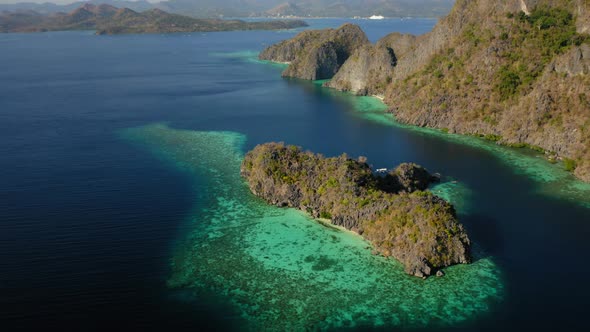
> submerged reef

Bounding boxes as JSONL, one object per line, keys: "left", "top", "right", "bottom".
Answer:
{"left": 123, "top": 123, "right": 503, "bottom": 330}
{"left": 241, "top": 142, "right": 471, "bottom": 277}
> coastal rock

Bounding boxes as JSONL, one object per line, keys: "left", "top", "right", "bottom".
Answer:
{"left": 241, "top": 143, "right": 471, "bottom": 277}
{"left": 383, "top": 0, "right": 590, "bottom": 183}
{"left": 259, "top": 23, "right": 369, "bottom": 80}
{"left": 325, "top": 44, "right": 396, "bottom": 95}
{"left": 259, "top": 1, "right": 590, "bottom": 183}
{"left": 390, "top": 163, "right": 435, "bottom": 193}
{"left": 376, "top": 163, "right": 436, "bottom": 194}
{"left": 322, "top": 32, "right": 418, "bottom": 95}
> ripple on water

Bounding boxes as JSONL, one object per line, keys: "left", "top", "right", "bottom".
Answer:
{"left": 121, "top": 123, "right": 504, "bottom": 331}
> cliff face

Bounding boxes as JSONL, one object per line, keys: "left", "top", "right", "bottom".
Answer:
{"left": 262, "top": 0, "right": 590, "bottom": 182}
{"left": 259, "top": 23, "right": 369, "bottom": 80}
{"left": 382, "top": 0, "right": 590, "bottom": 182}
{"left": 241, "top": 143, "right": 471, "bottom": 278}
{"left": 325, "top": 44, "right": 396, "bottom": 95}
{"left": 326, "top": 32, "right": 417, "bottom": 95}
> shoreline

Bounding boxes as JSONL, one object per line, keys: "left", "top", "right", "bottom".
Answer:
{"left": 257, "top": 56, "right": 590, "bottom": 199}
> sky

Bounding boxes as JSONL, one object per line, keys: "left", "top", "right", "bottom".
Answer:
{"left": 0, "top": 0, "right": 158, "bottom": 4}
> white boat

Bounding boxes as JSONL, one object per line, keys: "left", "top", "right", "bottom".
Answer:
{"left": 369, "top": 15, "right": 385, "bottom": 20}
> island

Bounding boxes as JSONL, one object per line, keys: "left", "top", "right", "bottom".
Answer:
{"left": 0, "top": 1, "right": 456, "bottom": 20}
{"left": 259, "top": 0, "right": 590, "bottom": 184}
{"left": 0, "top": 3, "right": 308, "bottom": 34}
{"left": 241, "top": 143, "right": 471, "bottom": 278}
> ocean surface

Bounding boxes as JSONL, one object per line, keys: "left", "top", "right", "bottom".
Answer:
{"left": 1, "top": 18, "right": 590, "bottom": 331}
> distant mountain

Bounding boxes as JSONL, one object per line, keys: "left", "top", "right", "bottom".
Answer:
{"left": 266, "top": 3, "right": 306, "bottom": 17}
{"left": 0, "top": 3, "right": 308, "bottom": 34}
{"left": 157, "top": 0, "right": 455, "bottom": 17}
{"left": 0, "top": 1, "right": 154, "bottom": 14}
{"left": 0, "top": 1, "right": 456, "bottom": 18}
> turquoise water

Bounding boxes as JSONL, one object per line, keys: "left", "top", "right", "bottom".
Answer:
{"left": 347, "top": 97, "right": 590, "bottom": 209}
{"left": 122, "top": 123, "right": 503, "bottom": 331}
{"left": 292, "top": 51, "right": 589, "bottom": 210}
{"left": 216, "top": 49, "right": 590, "bottom": 209}
{"left": 287, "top": 74, "right": 590, "bottom": 209}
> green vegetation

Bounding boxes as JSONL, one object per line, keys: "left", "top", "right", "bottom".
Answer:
{"left": 564, "top": 158, "right": 578, "bottom": 172}
{"left": 385, "top": 3, "right": 590, "bottom": 183}
{"left": 493, "top": 6, "right": 587, "bottom": 98}
{"left": 241, "top": 143, "right": 471, "bottom": 277}
{"left": 495, "top": 66, "right": 522, "bottom": 100}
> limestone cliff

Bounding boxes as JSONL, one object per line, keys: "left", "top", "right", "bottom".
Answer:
{"left": 326, "top": 32, "right": 417, "bottom": 95}
{"left": 382, "top": 0, "right": 590, "bottom": 182}
{"left": 259, "top": 23, "right": 369, "bottom": 80}
{"left": 325, "top": 44, "right": 395, "bottom": 96}
{"left": 241, "top": 143, "right": 471, "bottom": 278}
{"left": 262, "top": 0, "right": 590, "bottom": 182}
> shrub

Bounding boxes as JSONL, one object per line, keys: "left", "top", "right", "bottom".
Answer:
{"left": 563, "top": 158, "right": 577, "bottom": 172}
{"left": 495, "top": 66, "right": 521, "bottom": 100}
{"left": 320, "top": 211, "right": 333, "bottom": 219}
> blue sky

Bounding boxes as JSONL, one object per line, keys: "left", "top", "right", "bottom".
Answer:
{"left": 0, "top": 0, "right": 157, "bottom": 4}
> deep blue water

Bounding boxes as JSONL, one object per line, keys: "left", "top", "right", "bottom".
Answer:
{"left": 1, "top": 18, "right": 590, "bottom": 331}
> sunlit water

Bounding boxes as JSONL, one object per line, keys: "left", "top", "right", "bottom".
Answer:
{"left": 1, "top": 18, "right": 590, "bottom": 331}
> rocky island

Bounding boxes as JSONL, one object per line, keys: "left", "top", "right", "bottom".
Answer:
{"left": 259, "top": 0, "right": 590, "bottom": 183}
{"left": 241, "top": 143, "right": 471, "bottom": 278}
{"left": 0, "top": 3, "right": 308, "bottom": 34}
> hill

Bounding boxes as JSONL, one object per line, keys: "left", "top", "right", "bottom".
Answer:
{"left": 261, "top": 0, "right": 590, "bottom": 183}
{"left": 241, "top": 142, "right": 471, "bottom": 277}
{"left": 0, "top": 3, "right": 308, "bottom": 34}
{"left": 0, "top": 1, "right": 456, "bottom": 18}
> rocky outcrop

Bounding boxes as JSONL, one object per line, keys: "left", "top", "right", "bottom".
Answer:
{"left": 325, "top": 30, "right": 421, "bottom": 95}
{"left": 326, "top": 32, "right": 418, "bottom": 95}
{"left": 382, "top": 0, "right": 590, "bottom": 182}
{"left": 325, "top": 44, "right": 396, "bottom": 95}
{"left": 259, "top": 23, "right": 369, "bottom": 80}
{"left": 241, "top": 143, "right": 471, "bottom": 278}
{"left": 260, "top": 1, "right": 590, "bottom": 182}
{"left": 552, "top": 44, "right": 590, "bottom": 75}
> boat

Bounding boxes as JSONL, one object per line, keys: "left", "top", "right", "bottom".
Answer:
{"left": 369, "top": 15, "right": 385, "bottom": 20}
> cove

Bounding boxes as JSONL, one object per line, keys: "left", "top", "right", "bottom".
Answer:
{"left": 214, "top": 49, "right": 590, "bottom": 210}
{"left": 281, "top": 66, "right": 590, "bottom": 210}
{"left": 121, "top": 123, "right": 503, "bottom": 331}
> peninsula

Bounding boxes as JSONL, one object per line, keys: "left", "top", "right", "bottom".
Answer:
{"left": 241, "top": 143, "right": 471, "bottom": 278}
{"left": 0, "top": 3, "right": 308, "bottom": 34}
{"left": 259, "top": 0, "right": 590, "bottom": 183}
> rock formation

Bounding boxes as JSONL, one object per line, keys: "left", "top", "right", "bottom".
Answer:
{"left": 241, "top": 142, "right": 471, "bottom": 278}
{"left": 259, "top": 23, "right": 369, "bottom": 80}
{"left": 326, "top": 32, "right": 417, "bottom": 95}
{"left": 260, "top": 0, "right": 590, "bottom": 183}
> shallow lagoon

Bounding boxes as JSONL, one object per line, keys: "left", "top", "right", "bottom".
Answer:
{"left": 123, "top": 123, "right": 503, "bottom": 330}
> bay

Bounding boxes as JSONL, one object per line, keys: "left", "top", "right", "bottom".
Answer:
{"left": 1, "top": 18, "right": 589, "bottom": 331}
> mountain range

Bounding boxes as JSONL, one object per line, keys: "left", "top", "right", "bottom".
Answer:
{"left": 0, "top": 3, "right": 308, "bottom": 33}
{"left": 0, "top": 0, "right": 456, "bottom": 18}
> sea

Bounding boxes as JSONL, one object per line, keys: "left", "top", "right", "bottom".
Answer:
{"left": 1, "top": 18, "right": 590, "bottom": 331}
